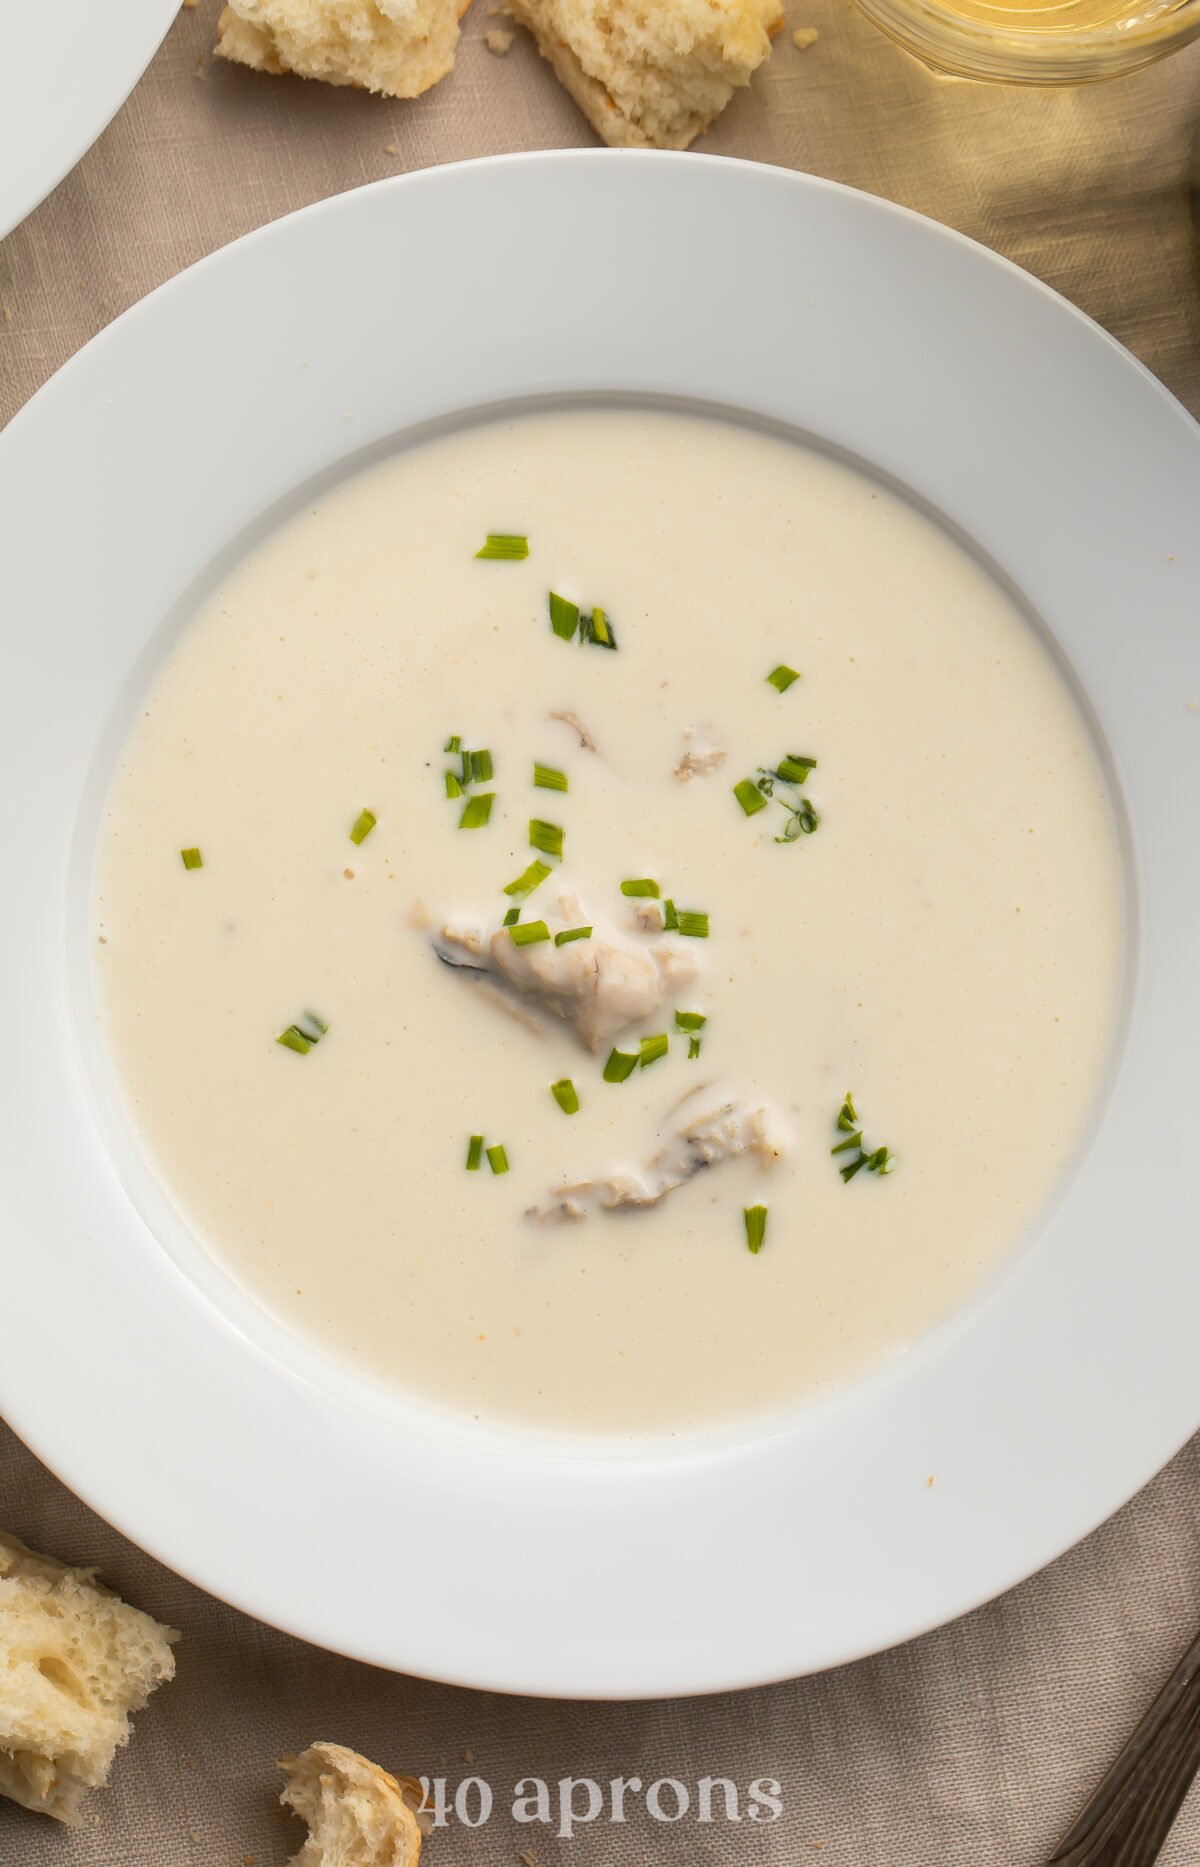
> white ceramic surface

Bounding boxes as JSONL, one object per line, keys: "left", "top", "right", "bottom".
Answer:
{"left": 0, "top": 153, "right": 1197, "bottom": 1698}
{"left": 0, "top": 0, "right": 177, "bottom": 242}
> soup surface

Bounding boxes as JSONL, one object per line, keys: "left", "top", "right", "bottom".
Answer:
{"left": 93, "top": 407, "right": 1124, "bottom": 1435}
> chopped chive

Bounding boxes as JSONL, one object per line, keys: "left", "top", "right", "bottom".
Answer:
{"left": 831, "top": 1132, "right": 863, "bottom": 1155}
{"left": 529, "top": 818, "right": 564, "bottom": 859}
{"left": 509, "top": 919, "right": 550, "bottom": 947}
{"left": 734, "top": 778, "right": 768, "bottom": 817}
{"left": 349, "top": 808, "right": 377, "bottom": 845}
{"left": 620, "top": 878, "right": 660, "bottom": 898}
{"left": 674, "top": 1010, "right": 707, "bottom": 1032}
{"left": 180, "top": 847, "right": 203, "bottom": 870}
{"left": 744, "top": 1205, "right": 768, "bottom": 1254}
{"left": 444, "top": 734, "right": 462, "bottom": 754}
{"left": 579, "top": 607, "right": 617, "bottom": 650}
{"left": 555, "top": 925, "right": 592, "bottom": 946}
{"left": 486, "top": 1143, "right": 510, "bottom": 1175}
{"left": 466, "top": 1134, "right": 485, "bottom": 1171}
{"left": 867, "top": 1146, "right": 894, "bottom": 1175}
{"left": 551, "top": 1078, "right": 580, "bottom": 1115}
{"left": 834, "top": 1095, "right": 896, "bottom": 1184}
{"left": 476, "top": 533, "right": 529, "bottom": 560}
{"left": 663, "top": 897, "right": 679, "bottom": 931}
{"left": 460, "top": 747, "right": 473, "bottom": 786}
{"left": 767, "top": 664, "right": 801, "bottom": 693}
{"left": 776, "top": 800, "right": 820, "bottom": 843}
{"left": 277, "top": 1025, "right": 313, "bottom": 1055}
{"left": 688, "top": 1035, "right": 702, "bottom": 1059}
{"left": 676, "top": 910, "right": 709, "bottom": 938}
{"left": 470, "top": 749, "right": 494, "bottom": 784}
{"left": 837, "top": 1095, "right": 858, "bottom": 1131}
{"left": 840, "top": 1155, "right": 868, "bottom": 1183}
{"left": 277, "top": 1013, "right": 326, "bottom": 1055}
{"left": 549, "top": 592, "right": 580, "bottom": 641}
{"left": 533, "top": 762, "right": 569, "bottom": 793}
{"left": 445, "top": 771, "right": 464, "bottom": 799}
{"left": 503, "top": 859, "right": 552, "bottom": 900}
{"left": 603, "top": 1049, "right": 638, "bottom": 1083}
{"left": 776, "top": 755, "right": 817, "bottom": 785}
{"left": 459, "top": 793, "right": 495, "bottom": 829}
{"left": 502, "top": 907, "right": 521, "bottom": 928}
{"left": 639, "top": 1033, "right": 669, "bottom": 1068}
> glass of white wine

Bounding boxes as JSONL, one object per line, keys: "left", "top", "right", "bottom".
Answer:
{"left": 852, "top": 0, "right": 1200, "bottom": 80}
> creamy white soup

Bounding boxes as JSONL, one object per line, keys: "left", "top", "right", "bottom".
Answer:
{"left": 93, "top": 407, "right": 1123, "bottom": 1435}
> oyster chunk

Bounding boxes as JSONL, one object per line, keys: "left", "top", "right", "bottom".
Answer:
{"left": 532, "top": 1100, "right": 783, "bottom": 1221}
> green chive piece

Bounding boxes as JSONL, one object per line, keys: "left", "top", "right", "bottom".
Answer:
{"left": 549, "top": 592, "right": 580, "bottom": 641}
{"left": 460, "top": 747, "right": 473, "bottom": 786}
{"left": 349, "top": 808, "right": 377, "bottom": 845}
{"left": 476, "top": 534, "right": 529, "bottom": 560}
{"left": 776, "top": 755, "right": 817, "bottom": 785}
{"left": 603, "top": 1049, "right": 638, "bottom": 1084}
{"left": 529, "top": 818, "right": 564, "bottom": 859}
{"left": 620, "top": 878, "right": 660, "bottom": 898}
{"left": 180, "top": 847, "right": 203, "bottom": 870}
{"left": 734, "top": 779, "right": 768, "bottom": 817}
{"left": 445, "top": 771, "right": 464, "bottom": 800}
{"left": 277, "top": 1012, "right": 326, "bottom": 1055}
{"left": 867, "top": 1147, "right": 894, "bottom": 1175}
{"left": 840, "top": 1155, "right": 869, "bottom": 1183}
{"left": 444, "top": 734, "right": 462, "bottom": 754}
{"left": 487, "top": 1143, "right": 510, "bottom": 1175}
{"left": 470, "top": 749, "right": 494, "bottom": 784}
{"left": 459, "top": 793, "right": 495, "bottom": 830}
{"left": 674, "top": 1010, "right": 707, "bottom": 1032}
{"left": 503, "top": 859, "right": 552, "bottom": 900}
{"left": 509, "top": 919, "right": 550, "bottom": 947}
{"left": 663, "top": 898, "right": 679, "bottom": 931}
{"left": 551, "top": 1078, "right": 580, "bottom": 1115}
{"left": 533, "top": 762, "right": 569, "bottom": 793}
{"left": 639, "top": 1033, "right": 669, "bottom": 1068}
{"left": 677, "top": 910, "right": 709, "bottom": 938}
{"left": 502, "top": 907, "right": 521, "bottom": 928}
{"left": 744, "top": 1205, "right": 768, "bottom": 1254}
{"left": 767, "top": 665, "right": 801, "bottom": 693}
{"left": 466, "top": 1134, "right": 484, "bottom": 1171}
{"left": 688, "top": 1035, "right": 702, "bottom": 1060}
{"left": 837, "top": 1095, "right": 858, "bottom": 1132}
{"left": 831, "top": 1132, "right": 863, "bottom": 1155}
{"left": 580, "top": 606, "right": 617, "bottom": 650}
{"left": 555, "top": 925, "right": 592, "bottom": 946}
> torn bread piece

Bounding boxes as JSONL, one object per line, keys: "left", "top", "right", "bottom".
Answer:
{"left": 281, "top": 1743, "right": 425, "bottom": 1867}
{"left": 0, "top": 1530, "right": 177, "bottom": 1824}
{"left": 507, "top": 0, "right": 781, "bottom": 149}
{"left": 215, "top": 0, "right": 474, "bottom": 100}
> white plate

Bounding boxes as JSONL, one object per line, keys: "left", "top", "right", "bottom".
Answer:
{"left": 0, "top": 0, "right": 177, "bottom": 241}
{"left": 1, "top": 154, "right": 1198, "bottom": 1698}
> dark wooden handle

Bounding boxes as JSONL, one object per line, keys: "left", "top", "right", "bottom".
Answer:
{"left": 1047, "top": 1627, "right": 1200, "bottom": 1866}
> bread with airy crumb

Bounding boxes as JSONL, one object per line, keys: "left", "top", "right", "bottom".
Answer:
{"left": 0, "top": 1530, "right": 177, "bottom": 1824}
{"left": 507, "top": 0, "right": 780, "bottom": 149}
{"left": 281, "top": 1742, "right": 425, "bottom": 1867}
{"left": 215, "top": 0, "right": 473, "bottom": 100}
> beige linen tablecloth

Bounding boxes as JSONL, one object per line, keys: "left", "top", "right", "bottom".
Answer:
{"left": 2, "top": 8, "right": 1199, "bottom": 1864}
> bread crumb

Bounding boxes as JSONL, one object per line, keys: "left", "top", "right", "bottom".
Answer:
{"left": 385, "top": 141, "right": 400, "bottom": 155}
{"left": 243, "top": 1856, "right": 257, "bottom": 1865}
{"left": 791, "top": 25, "right": 819, "bottom": 47}
{"left": 485, "top": 25, "right": 515, "bottom": 49}
{"left": 189, "top": 1831, "right": 201, "bottom": 1845}
{"left": 462, "top": 1747, "right": 475, "bottom": 1762}
{"left": 181, "top": 0, "right": 199, "bottom": 8}
{"left": 928, "top": 1475, "right": 934, "bottom": 1487}
{"left": 2, "top": 306, "right": 12, "bottom": 322}
{"left": 344, "top": 867, "right": 355, "bottom": 879}
{"left": 520, "top": 1852, "right": 537, "bottom": 1866}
